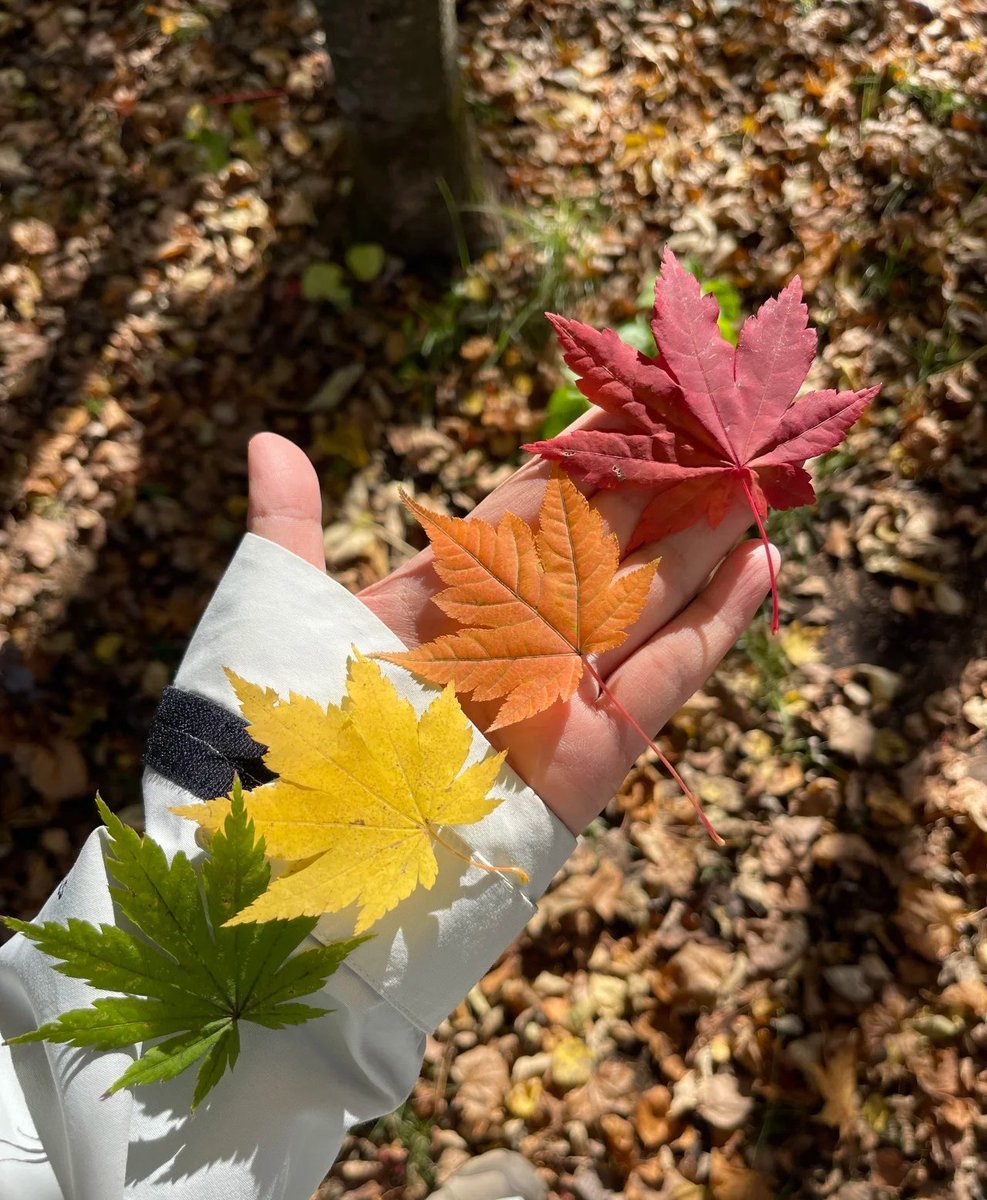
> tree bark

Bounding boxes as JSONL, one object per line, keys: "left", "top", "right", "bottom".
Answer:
{"left": 318, "top": 0, "right": 490, "bottom": 263}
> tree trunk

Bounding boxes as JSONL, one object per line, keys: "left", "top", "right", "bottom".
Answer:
{"left": 318, "top": 0, "right": 490, "bottom": 263}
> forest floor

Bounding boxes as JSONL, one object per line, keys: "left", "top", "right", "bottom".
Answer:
{"left": 2, "top": 1, "right": 986, "bottom": 1198}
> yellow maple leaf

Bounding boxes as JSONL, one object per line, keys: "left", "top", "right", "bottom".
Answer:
{"left": 172, "top": 655, "right": 522, "bottom": 933}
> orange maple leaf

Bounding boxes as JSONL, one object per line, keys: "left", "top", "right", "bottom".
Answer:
{"left": 377, "top": 474, "right": 659, "bottom": 729}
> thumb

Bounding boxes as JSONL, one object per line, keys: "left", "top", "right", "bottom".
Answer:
{"left": 247, "top": 433, "right": 326, "bottom": 572}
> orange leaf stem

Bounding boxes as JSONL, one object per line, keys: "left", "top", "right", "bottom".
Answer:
{"left": 581, "top": 657, "right": 724, "bottom": 847}
{"left": 738, "top": 470, "right": 780, "bottom": 635}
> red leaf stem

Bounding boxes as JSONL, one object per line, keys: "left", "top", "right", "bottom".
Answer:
{"left": 206, "top": 88, "right": 288, "bottom": 107}
{"left": 737, "top": 469, "right": 780, "bottom": 634}
{"left": 582, "top": 657, "right": 724, "bottom": 846}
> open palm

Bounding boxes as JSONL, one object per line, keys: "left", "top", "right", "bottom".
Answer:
{"left": 246, "top": 430, "right": 775, "bottom": 834}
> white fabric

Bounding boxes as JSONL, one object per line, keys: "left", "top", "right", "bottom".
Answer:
{"left": 0, "top": 534, "right": 576, "bottom": 1199}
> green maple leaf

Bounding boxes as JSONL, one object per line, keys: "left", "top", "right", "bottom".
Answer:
{"left": 3, "top": 780, "right": 366, "bottom": 1110}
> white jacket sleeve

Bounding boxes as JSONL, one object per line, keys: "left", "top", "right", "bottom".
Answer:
{"left": 0, "top": 533, "right": 577, "bottom": 1200}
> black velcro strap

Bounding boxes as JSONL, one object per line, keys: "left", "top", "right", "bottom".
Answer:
{"left": 144, "top": 686, "right": 276, "bottom": 799}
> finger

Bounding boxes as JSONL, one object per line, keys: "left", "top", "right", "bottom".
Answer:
{"left": 595, "top": 500, "right": 753, "bottom": 676}
{"left": 592, "top": 485, "right": 654, "bottom": 551}
{"left": 469, "top": 403, "right": 608, "bottom": 527}
{"left": 247, "top": 433, "right": 326, "bottom": 572}
{"left": 472, "top": 402, "right": 673, "bottom": 529}
{"left": 602, "top": 539, "right": 777, "bottom": 761}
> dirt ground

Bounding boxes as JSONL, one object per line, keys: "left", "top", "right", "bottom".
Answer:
{"left": 1, "top": 2, "right": 986, "bottom": 1197}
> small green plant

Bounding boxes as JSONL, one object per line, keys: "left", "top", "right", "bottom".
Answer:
{"left": 183, "top": 101, "right": 262, "bottom": 173}
{"left": 409, "top": 277, "right": 479, "bottom": 365}
{"left": 412, "top": 198, "right": 603, "bottom": 370}
{"left": 228, "top": 102, "right": 262, "bottom": 163}
{"left": 301, "top": 262, "right": 352, "bottom": 309}
{"left": 909, "top": 330, "right": 983, "bottom": 382}
{"left": 344, "top": 243, "right": 386, "bottom": 283}
{"left": 488, "top": 198, "right": 603, "bottom": 360}
{"left": 856, "top": 61, "right": 976, "bottom": 127}
{"left": 740, "top": 624, "right": 792, "bottom": 715}
{"left": 855, "top": 68, "right": 895, "bottom": 124}
{"left": 766, "top": 505, "right": 817, "bottom": 556}
{"left": 859, "top": 240, "right": 943, "bottom": 310}
{"left": 301, "top": 246, "right": 386, "bottom": 311}
{"left": 541, "top": 379, "right": 589, "bottom": 439}
{"left": 862, "top": 248, "right": 916, "bottom": 301}
{"left": 367, "top": 1101, "right": 437, "bottom": 1190}
{"left": 897, "top": 77, "right": 970, "bottom": 126}
{"left": 736, "top": 625, "right": 819, "bottom": 756}
{"left": 538, "top": 265, "right": 744, "bottom": 438}
{"left": 615, "top": 312, "right": 657, "bottom": 354}
{"left": 688, "top": 266, "right": 743, "bottom": 344}
{"left": 813, "top": 445, "right": 858, "bottom": 481}
{"left": 184, "top": 104, "right": 231, "bottom": 172}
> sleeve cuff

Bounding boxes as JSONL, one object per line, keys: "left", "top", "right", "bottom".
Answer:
{"left": 143, "top": 533, "right": 576, "bottom": 1032}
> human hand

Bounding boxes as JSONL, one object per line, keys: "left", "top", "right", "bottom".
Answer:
{"left": 246, "top": 429, "right": 775, "bottom": 835}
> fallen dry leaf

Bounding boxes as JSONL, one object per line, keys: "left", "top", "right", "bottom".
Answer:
{"left": 664, "top": 942, "right": 735, "bottom": 1007}
{"left": 744, "top": 912, "right": 810, "bottom": 974}
{"left": 631, "top": 822, "right": 698, "bottom": 897}
{"left": 695, "top": 1073, "right": 754, "bottom": 1132}
{"left": 565, "top": 1057, "right": 638, "bottom": 1125}
{"left": 895, "top": 881, "right": 969, "bottom": 962}
{"left": 789, "top": 1033, "right": 860, "bottom": 1135}
{"left": 451, "top": 1044, "right": 509, "bottom": 1139}
{"left": 670, "top": 1069, "right": 753, "bottom": 1132}
{"left": 635, "top": 1083, "right": 673, "bottom": 1149}
{"left": 550, "top": 1035, "right": 596, "bottom": 1091}
{"left": 12, "top": 739, "right": 89, "bottom": 803}
{"left": 709, "top": 1149, "right": 774, "bottom": 1200}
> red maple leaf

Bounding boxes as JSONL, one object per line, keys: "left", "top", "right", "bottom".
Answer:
{"left": 524, "top": 249, "right": 880, "bottom": 632}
